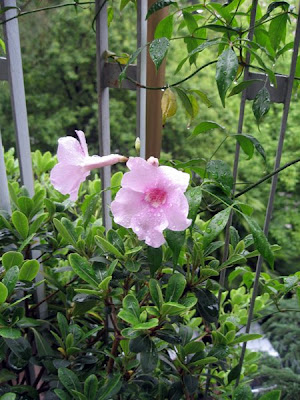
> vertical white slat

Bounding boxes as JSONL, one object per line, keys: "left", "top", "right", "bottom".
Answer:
{"left": 95, "top": 0, "right": 112, "bottom": 230}
{"left": 0, "top": 132, "right": 11, "bottom": 214}
{"left": 137, "top": 0, "right": 147, "bottom": 159}
{"left": 2, "top": 0, "right": 34, "bottom": 197}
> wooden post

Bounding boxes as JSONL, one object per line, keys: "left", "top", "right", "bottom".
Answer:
{"left": 146, "top": 0, "right": 168, "bottom": 159}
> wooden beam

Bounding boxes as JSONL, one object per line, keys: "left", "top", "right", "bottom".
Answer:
{"left": 146, "top": 0, "right": 168, "bottom": 159}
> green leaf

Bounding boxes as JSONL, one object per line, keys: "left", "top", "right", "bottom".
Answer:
{"left": 123, "top": 294, "right": 140, "bottom": 319}
{"left": 154, "top": 14, "right": 174, "bottom": 39}
{"left": 259, "top": 390, "right": 281, "bottom": 400}
{"left": 206, "top": 160, "right": 233, "bottom": 195}
{"left": 147, "top": 246, "right": 163, "bottom": 276}
{"left": 165, "top": 273, "right": 186, "bottom": 302}
{"left": 54, "top": 390, "right": 71, "bottom": 400}
{"left": 161, "top": 302, "right": 186, "bottom": 316}
{"left": 58, "top": 368, "right": 81, "bottom": 395}
{"left": 189, "top": 356, "right": 218, "bottom": 367}
{"left": 5, "top": 337, "right": 32, "bottom": 360}
{"left": 84, "top": 374, "right": 98, "bottom": 400}
{"left": 124, "top": 260, "right": 141, "bottom": 272}
{"left": 149, "top": 37, "right": 170, "bottom": 70}
{"left": 252, "top": 87, "right": 270, "bottom": 124}
{"left": 185, "top": 186, "right": 202, "bottom": 225}
{"left": 203, "top": 208, "right": 231, "bottom": 249}
{"left": 118, "top": 310, "right": 140, "bottom": 325}
{"left": 3, "top": 266, "right": 19, "bottom": 295}
{"left": 231, "top": 333, "right": 262, "bottom": 345}
{"left": 2, "top": 251, "right": 24, "bottom": 270}
{"left": 0, "top": 394, "right": 17, "bottom": 400}
{"left": 95, "top": 235, "right": 124, "bottom": 259}
{"left": 228, "top": 79, "right": 263, "bottom": 97}
{"left": 155, "top": 330, "right": 182, "bottom": 344}
{"left": 0, "top": 282, "right": 8, "bottom": 303}
{"left": 98, "top": 276, "right": 112, "bottom": 291}
{"left": 269, "top": 13, "right": 288, "bottom": 51}
{"left": 69, "top": 254, "right": 99, "bottom": 288}
{"left": 107, "top": 230, "right": 125, "bottom": 255}
{"left": 228, "top": 364, "right": 242, "bottom": 384}
{"left": 183, "top": 375, "right": 198, "bottom": 395}
{"left": 192, "top": 121, "right": 224, "bottom": 136}
{"left": 184, "top": 341, "right": 205, "bottom": 355}
{"left": 0, "top": 328, "right": 21, "bottom": 339}
{"left": 191, "top": 89, "right": 212, "bottom": 108}
{"left": 19, "top": 259, "right": 40, "bottom": 281}
{"left": 173, "top": 87, "right": 194, "bottom": 117}
{"left": 98, "top": 373, "right": 121, "bottom": 400}
{"left": 243, "top": 215, "right": 274, "bottom": 268}
{"left": 165, "top": 229, "right": 185, "bottom": 265}
{"left": 119, "top": 47, "right": 143, "bottom": 82}
{"left": 146, "top": 0, "right": 177, "bottom": 19}
{"left": 53, "top": 218, "right": 77, "bottom": 247}
{"left": 17, "top": 196, "right": 33, "bottom": 217}
{"left": 0, "top": 369, "right": 16, "bottom": 384}
{"left": 29, "top": 213, "right": 47, "bottom": 235}
{"left": 149, "top": 279, "right": 164, "bottom": 309}
{"left": 233, "top": 384, "right": 253, "bottom": 399}
{"left": 129, "top": 334, "right": 152, "bottom": 353}
{"left": 216, "top": 48, "right": 238, "bottom": 107}
{"left": 133, "top": 319, "right": 159, "bottom": 329}
{"left": 195, "top": 289, "right": 219, "bottom": 323}
{"left": 140, "top": 341, "right": 158, "bottom": 373}
{"left": 11, "top": 210, "right": 29, "bottom": 239}
{"left": 183, "top": 11, "right": 198, "bottom": 34}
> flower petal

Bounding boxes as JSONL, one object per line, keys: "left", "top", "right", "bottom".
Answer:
{"left": 163, "top": 190, "right": 192, "bottom": 231}
{"left": 50, "top": 163, "right": 89, "bottom": 201}
{"left": 131, "top": 210, "right": 168, "bottom": 248}
{"left": 121, "top": 157, "right": 160, "bottom": 193}
{"left": 84, "top": 154, "right": 128, "bottom": 170}
{"left": 111, "top": 188, "right": 146, "bottom": 228}
{"left": 75, "top": 130, "right": 89, "bottom": 157}
{"left": 57, "top": 136, "right": 85, "bottom": 164}
{"left": 159, "top": 166, "right": 190, "bottom": 192}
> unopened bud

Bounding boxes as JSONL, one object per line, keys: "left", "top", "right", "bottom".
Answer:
{"left": 135, "top": 137, "right": 141, "bottom": 154}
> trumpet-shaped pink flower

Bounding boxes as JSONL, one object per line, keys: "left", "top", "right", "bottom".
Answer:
{"left": 111, "top": 157, "right": 191, "bottom": 248}
{"left": 50, "top": 130, "right": 127, "bottom": 201}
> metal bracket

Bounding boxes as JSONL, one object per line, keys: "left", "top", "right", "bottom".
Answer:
{"left": 246, "top": 72, "right": 289, "bottom": 104}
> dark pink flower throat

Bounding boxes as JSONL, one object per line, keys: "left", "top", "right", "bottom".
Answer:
{"left": 144, "top": 188, "right": 167, "bottom": 208}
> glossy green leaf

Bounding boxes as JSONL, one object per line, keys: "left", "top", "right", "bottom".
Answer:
{"left": 17, "top": 196, "right": 33, "bottom": 217}
{"left": 58, "top": 368, "right": 81, "bottom": 395}
{"left": 149, "top": 279, "right": 164, "bottom": 309}
{"left": 146, "top": 0, "right": 177, "bottom": 19}
{"left": 231, "top": 333, "right": 262, "bottom": 345}
{"left": 165, "top": 229, "right": 185, "bottom": 265}
{"left": 11, "top": 210, "right": 29, "bottom": 239}
{"left": 69, "top": 254, "right": 99, "bottom": 288}
{"left": 129, "top": 334, "right": 152, "bottom": 353}
{"left": 133, "top": 319, "right": 159, "bottom": 330}
{"left": 184, "top": 341, "right": 205, "bottom": 355}
{"left": 149, "top": 37, "right": 169, "bottom": 70}
{"left": 95, "top": 235, "right": 124, "bottom": 259}
{"left": 119, "top": 47, "right": 143, "bottom": 82}
{"left": 0, "top": 328, "right": 21, "bottom": 339}
{"left": 97, "top": 373, "right": 121, "bottom": 400}
{"left": 228, "top": 79, "right": 263, "bottom": 97}
{"left": 161, "top": 302, "right": 186, "bottom": 316}
{"left": 154, "top": 14, "right": 174, "bottom": 39}
{"left": 252, "top": 87, "right": 270, "bottom": 124}
{"left": 228, "top": 364, "right": 242, "bottom": 384}
{"left": 165, "top": 273, "right": 186, "bottom": 302}
{"left": 206, "top": 160, "right": 233, "bottom": 195}
{"left": 235, "top": 134, "right": 266, "bottom": 161}
{"left": 140, "top": 341, "right": 158, "bottom": 373}
{"left": 107, "top": 230, "right": 125, "bottom": 255}
{"left": 0, "top": 282, "right": 8, "bottom": 303}
{"left": 3, "top": 266, "right": 19, "bottom": 296}
{"left": 196, "top": 289, "right": 219, "bottom": 323}
{"left": 192, "top": 121, "right": 224, "bottom": 136}
{"left": 185, "top": 186, "right": 202, "bottom": 225}
{"left": 183, "top": 11, "right": 198, "bottom": 34}
{"left": 0, "top": 394, "right": 17, "bottom": 400}
{"left": 216, "top": 48, "right": 238, "bottom": 107}
{"left": 243, "top": 215, "right": 274, "bottom": 268}
{"left": 173, "top": 87, "right": 194, "bottom": 117}
{"left": 84, "top": 374, "right": 98, "bottom": 400}
{"left": 29, "top": 213, "right": 47, "bottom": 235}
{"left": 123, "top": 294, "right": 140, "bottom": 319}
{"left": 2, "top": 251, "right": 23, "bottom": 271}
{"left": 269, "top": 13, "right": 288, "bottom": 50}
{"left": 19, "top": 259, "right": 40, "bottom": 281}
{"left": 259, "top": 390, "right": 281, "bottom": 400}
{"left": 147, "top": 245, "right": 163, "bottom": 276}
{"left": 203, "top": 207, "right": 231, "bottom": 249}
{"left": 53, "top": 218, "right": 77, "bottom": 247}
{"left": 190, "top": 356, "right": 218, "bottom": 367}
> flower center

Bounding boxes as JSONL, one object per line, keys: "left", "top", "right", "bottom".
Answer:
{"left": 144, "top": 188, "right": 167, "bottom": 208}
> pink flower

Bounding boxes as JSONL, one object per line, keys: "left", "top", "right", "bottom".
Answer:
{"left": 50, "top": 130, "right": 127, "bottom": 201}
{"left": 111, "top": 157, "right": 191, "bottom": 248}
